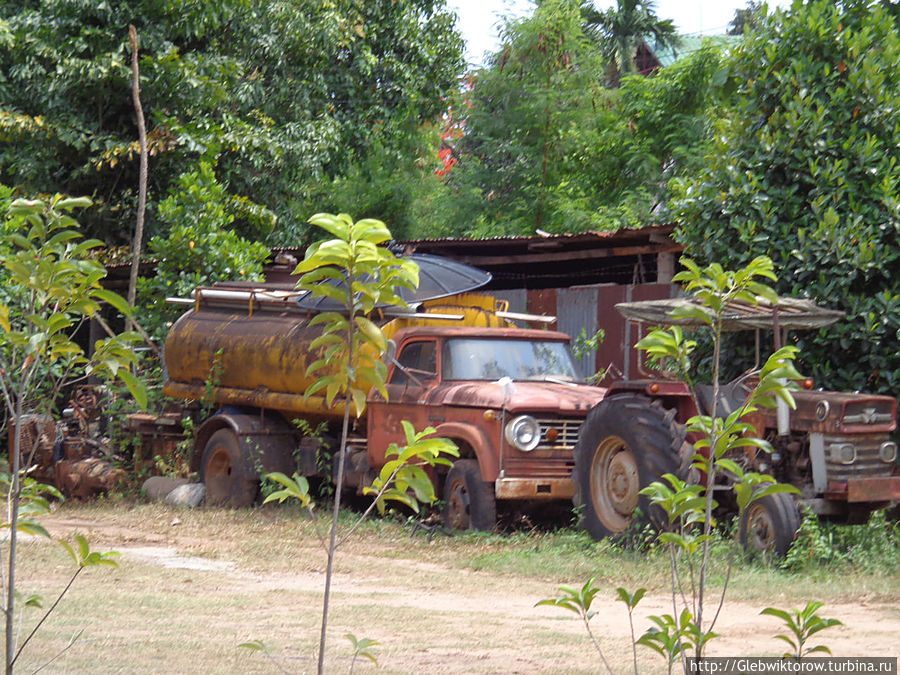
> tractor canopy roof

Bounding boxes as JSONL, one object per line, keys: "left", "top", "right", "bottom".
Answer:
{"left": 615, "top": 296, "right": 844, "bottom": 332}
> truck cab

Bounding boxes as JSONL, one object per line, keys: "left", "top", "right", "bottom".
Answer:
{"left": 366, "top": 326, "right": 606, "bottom": 529}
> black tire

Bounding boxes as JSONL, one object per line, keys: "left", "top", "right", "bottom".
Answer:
{"left": 443, "top": 459, "right": 496, "bottom": 531}
{"left": 573, "top": 394, "right": 689, "bottom": 541}
{"left": 738, "top": 492, "right": 801, "bottom": 557}
{"left": 200, "top": 429, "right": 258, "bottom": 507}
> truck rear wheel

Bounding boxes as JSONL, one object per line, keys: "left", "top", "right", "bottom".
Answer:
{"left": 200, "top": 429, "right": 258, "bottom": 507}
{"left": 573, "top": 394, "right": 688, "bottom": 541}
{"left": 738, "top": 492, "right": 800, "bottom": 557}
{"left": 443, "top": 459, "right": 496, "bottom": 531}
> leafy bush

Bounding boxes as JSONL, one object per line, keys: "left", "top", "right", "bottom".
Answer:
{"left": 784, "top": 508, "right": 900, "bottom": 574}
{"left": 136, "top": 163, "right": 270, "bottom": 340}
{"left": 672, "top": 0, "right": 900, "bottom": 394}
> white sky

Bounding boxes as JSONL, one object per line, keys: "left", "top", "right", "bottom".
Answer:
{"left": 446, "top": 0, "right": 794, "bottom": 66}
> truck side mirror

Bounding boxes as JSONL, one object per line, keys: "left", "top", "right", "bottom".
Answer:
{"left": 384, "top": 339, "right": 397, "bottom": 365}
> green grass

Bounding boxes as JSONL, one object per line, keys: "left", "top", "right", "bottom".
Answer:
{"left": 5, "top": 498, "right": 895, "bottom": 673}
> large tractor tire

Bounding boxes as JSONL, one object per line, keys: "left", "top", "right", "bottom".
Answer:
{"left": 573, "top": 394, "right": 689, "bottom": 541}
{"left": 443, "top": 459, "right": 497, "bottom": 531}
{"left": 200, "top": 429, "right": 259, "bottom": 507}
{"left": 738, "top": 492, "right": 801, "bottom": 557}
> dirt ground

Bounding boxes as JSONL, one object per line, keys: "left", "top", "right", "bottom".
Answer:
{"left": 16, "top": 506, "right": 900, "bottom": 674}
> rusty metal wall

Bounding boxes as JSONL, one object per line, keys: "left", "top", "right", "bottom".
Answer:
{"left": 557, "top": 286, "right": 601, "bottom": 379}
{"left": 490, "top": 289, "right": 528, "bottom": 313}
{"left": 526, "top": 288, "right": 557, "bottom": 319}
{"left": 594, "top": 283, "right": 680, "bottom": 383}
{"left": 514, "top": 283, "right": 680, "bottom": 383}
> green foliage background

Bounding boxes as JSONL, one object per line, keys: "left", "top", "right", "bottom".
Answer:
{"left": 1, "top": 0, "right": 899, "bottom": 395}
{"left": 0, "top": 0, "right": 464, "bottom": 246}
{"left": 672, "top": 0, "right": 900, "bottom": 394}
{"left": 439, "top": 0, "right": 723, "bottom": 237}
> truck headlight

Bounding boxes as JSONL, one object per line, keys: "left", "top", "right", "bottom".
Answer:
{"left": 505, "top": 415, "right": 541, "bottom": 452}
{"left": 880, "top": 441, "right": 898, "bottom": 463}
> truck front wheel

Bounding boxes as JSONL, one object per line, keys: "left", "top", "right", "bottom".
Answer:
{"left": 573, "top": 395, "right": 688, "bottom": 541}
{"left": 443, "top": 459, "right": 496, "bottom": 531}
{"left": 200, "top": 429, "right": 258, "bottom": 507}
{"left": 738, "top": 493, "right": 800, "bottom": 557}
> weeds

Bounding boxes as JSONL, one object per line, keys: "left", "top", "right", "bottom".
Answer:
{"left": 783, "top": 508, "right": 900, "bottom": 574}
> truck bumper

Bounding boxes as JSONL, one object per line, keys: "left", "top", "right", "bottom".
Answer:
{"left": 825, "top": 476, "right": 900, "bottom": 503}
{"left": 495, "top": 477, "right": 575, "bottom": 500}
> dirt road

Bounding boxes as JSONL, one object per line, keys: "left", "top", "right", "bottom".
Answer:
{"left": 15, "top": 505, "right": 899, "bottom": 674}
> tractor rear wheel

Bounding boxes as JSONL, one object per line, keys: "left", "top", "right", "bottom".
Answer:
{"left": 573, "top": 394, "right": 689, "bottom": 540}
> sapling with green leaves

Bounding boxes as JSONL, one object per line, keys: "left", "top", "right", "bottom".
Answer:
{"left": 636, "top": 607, "right": 713, "bottom": 675}
{"left": 345, "top": 633, "right": 379, "bottom": 674}
{"left": 761, "top": 602, "right": 842, "bottom": 659}
{"left": 243, "top": 213, "right": 458, "bottom": 674}
{"left": 616, "top": 587, "right": 646, "bottom": 675}
{"left": 0, "top": 193, "right": 146, "bottom": 673}
{"left": 535, "top": 577, "right": 614, "bottom": 675}
{"left": 634, "top": 256, "right": 803, "bottom": 660}
{"left": 541, "top": 256, "right": 820, "bottom": 672}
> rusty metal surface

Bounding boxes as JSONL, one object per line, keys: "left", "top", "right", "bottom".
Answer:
{"left": 5, "top": 388, "right": 128, "bottom": 499}
{"left": 758, "top": 390, "right": 897, "bottom": 435}
{"left": 843, "top": 476, "right": 900, "bottom": 503}
{"left": 54, "top": 457, "right": 123, "bottom": 499}
{"left": 495, "top": 477, "right": 575, "bottom": 500}
{"left": 126, "top": 411, "right": 186, "bottom": 468}
{"left": 426, "top": 381, "right": 604, "bottom": 415}
{"left": 162, "top": 295, "right": 539, "bottom": 420}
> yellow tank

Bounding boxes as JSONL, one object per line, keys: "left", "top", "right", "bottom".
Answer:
{"left": 162, "top": 288, "right": 515, "bottom": 419}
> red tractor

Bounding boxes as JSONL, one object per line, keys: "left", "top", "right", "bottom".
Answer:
{"left": 573, "top": 297, "right": 898, "bottom": 555}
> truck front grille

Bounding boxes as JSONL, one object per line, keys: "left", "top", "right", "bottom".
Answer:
{"left": 535, "top": 417, "right": 584, "bottom": 451}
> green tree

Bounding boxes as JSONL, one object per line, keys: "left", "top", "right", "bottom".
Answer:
{"left": 444, "top": 0, "right": 608, "bottom": 236}
{"left": 297, "top": 121, "right": 451, "bottom": 242}
{"left": 585, "top": 42, "right": 725, "bottom": 228}
{"left": 580, "top": 0, "right": 680, "bottom": 82}
{"left": 553, "top": 257, "right": 809, "bottom": 673}
{"left": 728, "top": 1, "right": 764, "bottom": 35}
{"left": 442, "top": 3, "right": 722, "bottom": 237}
{"left": 672, "top": 0, "right": 900, "bottom": 394}
{"left": 0, "top": 0, "right": 464, "bottom": 245}
{"left": 243, "top": 214, "right": 458, "bottom": 673}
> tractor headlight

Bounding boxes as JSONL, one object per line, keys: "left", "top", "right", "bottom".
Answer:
{"left": 504, "top": 415, "right": 541, "bottom": 452}
{"left": 879, "top": 441, "right": 898, "bottom": 463}
{"left": 829, "top": 443, "right": 857, "bottom": 465}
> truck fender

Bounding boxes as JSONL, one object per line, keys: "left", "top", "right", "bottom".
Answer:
{"left": 192, "top": 412, "right": 297, "bottom": 477}
{"left": 431, "top": 422, "right": 499, "bottom": 481}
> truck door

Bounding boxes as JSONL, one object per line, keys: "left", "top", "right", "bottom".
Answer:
{"left": 367, "top": 339, "right": 438, "bottom": 467}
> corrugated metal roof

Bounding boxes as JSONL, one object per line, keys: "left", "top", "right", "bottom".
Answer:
{"left": 108, "top": 223, "right": 682, "bottom": 290}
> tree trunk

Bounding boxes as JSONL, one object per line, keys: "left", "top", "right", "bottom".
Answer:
{"left": 127, "top": 24, "right": 148, "bottom": 332}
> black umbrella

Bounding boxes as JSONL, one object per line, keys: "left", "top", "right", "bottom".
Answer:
{"left": 294, "top": 253, "right": 492, "bottom": 311}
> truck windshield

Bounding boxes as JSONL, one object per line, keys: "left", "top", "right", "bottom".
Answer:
{"left": 442, "top": 338, "right": 579, "bottom": 382}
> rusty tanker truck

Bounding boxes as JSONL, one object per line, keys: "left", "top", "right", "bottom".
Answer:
{"left": 160, "top": 261, "right": 605, "bottom": 529}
